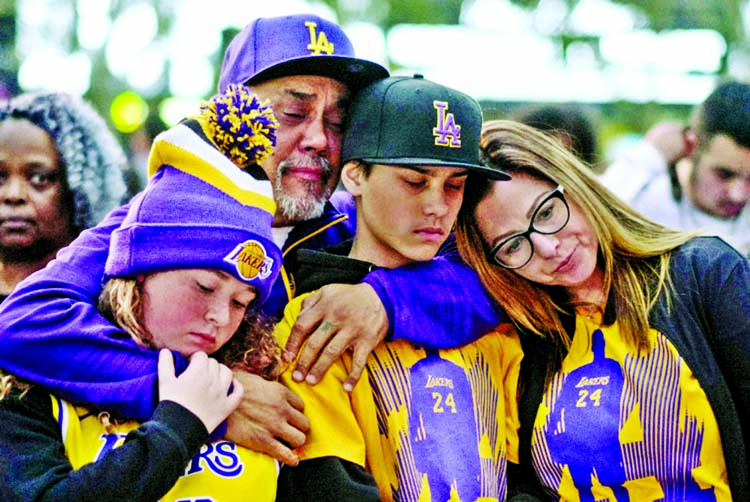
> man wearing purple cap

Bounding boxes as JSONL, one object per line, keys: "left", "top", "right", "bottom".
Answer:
{"left": 0, "top": 14, "right": 504, "bottom": 469}
{"left": 218, "top": 14, "right": 388, "bottom": 232}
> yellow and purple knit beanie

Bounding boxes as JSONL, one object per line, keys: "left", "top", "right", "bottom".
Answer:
{"left": 105, "top": 85, "right": 282, "bottom": 305}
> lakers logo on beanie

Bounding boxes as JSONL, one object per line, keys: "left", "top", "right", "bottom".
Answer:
{"left": 105, "top": 85, "right": 282, "bottom": 305}
{"left": 225, "top": 240, "right": 275, "bottom": 281}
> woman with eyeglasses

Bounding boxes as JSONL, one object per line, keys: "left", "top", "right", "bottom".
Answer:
{"left": 456, "top": 120, "right": 750, "bottom": 501}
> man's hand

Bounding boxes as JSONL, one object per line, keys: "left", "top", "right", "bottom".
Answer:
{"left": 644, "top": 121, "right": 691, "bottom": 165}
{"left": 225, "top": 370, "right": 309, "bottom": 466}
{"left": 284, "top": 283, "right": 389, "bottom": 392}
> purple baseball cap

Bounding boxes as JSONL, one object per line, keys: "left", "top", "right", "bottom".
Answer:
{"left": 218, "top": 14, "right": 389, "bottom": 94}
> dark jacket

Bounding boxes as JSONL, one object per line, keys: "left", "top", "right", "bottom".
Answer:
{"left": 0, "top": 386, "right": 208, "bottom": 501}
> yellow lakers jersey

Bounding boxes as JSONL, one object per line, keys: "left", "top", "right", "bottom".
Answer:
{"left": 531, "top": 312, "right": 731, "bottom": 501}
{"left": 51, "top": 395, "right": 279, "bottom": 501}
{"left": 276, "top": 293, "right": 523, "bottom": 502}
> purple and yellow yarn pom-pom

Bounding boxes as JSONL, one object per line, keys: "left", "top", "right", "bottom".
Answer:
{"left": 200, "top": 83, "right": 279, "bottom": 170}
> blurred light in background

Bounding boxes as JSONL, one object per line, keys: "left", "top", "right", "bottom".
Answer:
{"left": 567, "top": 0, "right": 641, "bottom": 35}
{"left": 344, "top": 21, "right": 388, "bottom": 69}
{"left": 17, "top": 49, "right": 92, "bottom": 95}
{"left": 77, "top": 0, "right": 111, "bottom": 51}
{"left": 110, "top": 90, "right": 148, "bottom": 133}
{"left": 600, "top": 30, "right": 725, "bottom": 73}
{"left": 105, "top": 3, "right": 160, "bottom": 91}
{"left": 461, "top": 0, "right": 532, "bottom": 32}
{"left": 158, "top": 96, "right": 202, "bottom": 127}
{"left": 10, "top": 0, "right": 743, "bottom": 124}
{"left": 166, "top": 0, "right": 224, "bottom": 98}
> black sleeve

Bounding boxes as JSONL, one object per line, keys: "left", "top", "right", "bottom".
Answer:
{"left": 276, "top": 456, "right": 382, "bottom": 502}
{"left": 507, "top": 461, "right": 546, "bottom": 502}
{"left": 0, "top": 387, "right": 209, "bottom": 502}
{"left": 689, "top": 239, "right": 750, "bottom": 498}
{"left": 506, "top": 333, "right": 555, "bottom": 502}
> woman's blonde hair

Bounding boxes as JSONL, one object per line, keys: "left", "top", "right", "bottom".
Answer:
{"left": 456, "top": 120, "right": 696, "bottom": 367}
{"left": 99, "top": 277, "right": 282, "bottom": 380}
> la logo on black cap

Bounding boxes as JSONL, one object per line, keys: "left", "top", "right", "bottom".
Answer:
{"left": 433, "top": 101, "right": 462, "bottom": 148}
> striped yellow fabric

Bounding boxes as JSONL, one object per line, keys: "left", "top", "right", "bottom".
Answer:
{"left": 147, "top": 123, "right": 276, "bottom": 215}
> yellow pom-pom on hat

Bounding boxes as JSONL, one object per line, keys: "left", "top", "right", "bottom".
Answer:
{"left": 200, "top": 83, "right": 279, "bottom": 170}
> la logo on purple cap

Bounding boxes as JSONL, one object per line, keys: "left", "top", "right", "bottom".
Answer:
{"left": 305, "top": 21, "right": 334, "bottom": 55}
{"left": 433, "top": 101, "right": 462, "bottom": 148}
{"left": 224, "top": 240, "right": 275, "bottom": 281}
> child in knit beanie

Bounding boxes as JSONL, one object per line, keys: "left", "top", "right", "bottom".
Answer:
{"left": 101, "top": 84, "right": 282, "bottom": 373}
{"left": 0, "top": 85, "right": 285, "bottom": 501}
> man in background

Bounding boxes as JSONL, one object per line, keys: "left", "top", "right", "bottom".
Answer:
{"left": 600, "top": 80, "right": 750, "bottom": 256}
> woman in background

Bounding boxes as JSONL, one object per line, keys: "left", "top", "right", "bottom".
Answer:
{"left": 0, "top": 91, "right": 127, "bottom": 301}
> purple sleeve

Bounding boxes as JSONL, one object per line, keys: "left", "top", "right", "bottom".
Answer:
{"left": 0, "top": 200, "right": 160, "bottom": 420}
{"left": 362, "top": 247, "right": 505, "bottom": 349}
{"left": 329, "top": 190, "right": 356, "bottom": 235}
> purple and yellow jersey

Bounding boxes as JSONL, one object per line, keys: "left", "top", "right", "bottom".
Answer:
{"left": 51, "top": 396, "right": 279, "bottom": 501}
{"left": 276, "top": 294, "right": 523, "bottom": 502}
{"left": 531, "top": 312, "right": 730, "bottom": 502}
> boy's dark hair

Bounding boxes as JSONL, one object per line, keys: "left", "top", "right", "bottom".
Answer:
{"left": 696, "top": 81, "right": 750, "bottom": 149}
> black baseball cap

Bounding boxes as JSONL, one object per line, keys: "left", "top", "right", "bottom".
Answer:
{"left": 341, "top": 75, "right": 510, "bottom": 180}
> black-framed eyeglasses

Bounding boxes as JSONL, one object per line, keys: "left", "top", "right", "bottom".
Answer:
{"left": 488, "top": 186, "right": 570, "bottom": 269}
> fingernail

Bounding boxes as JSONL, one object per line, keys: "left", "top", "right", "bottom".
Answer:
{"left": 293, "top": 370, "right": 304, "bottom": 381}
{"left": 305, "top": 374, "right": 317, "bottom": 385}
{"left": 343, "top": 382, "right": 353, "bottom": 393}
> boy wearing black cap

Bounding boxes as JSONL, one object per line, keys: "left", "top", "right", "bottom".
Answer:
{"left": 274, "top": 75, "right": 522, "bottom": 502}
